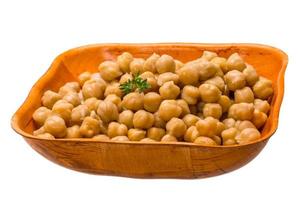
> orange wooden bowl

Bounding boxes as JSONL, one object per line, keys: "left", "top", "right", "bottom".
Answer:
{"left": 11, "top": 43, "right": 287, "bottom": 178}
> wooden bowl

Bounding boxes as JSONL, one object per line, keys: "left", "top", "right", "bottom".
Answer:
{"left": 11, "top": 43, "right": 287, "bottom": 178}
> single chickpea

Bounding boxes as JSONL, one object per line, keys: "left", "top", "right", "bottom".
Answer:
{"left": 226, "top": 53, "right": 246, "bottom": 71}
{"left": 252, "top": 109, "right": 268, "bottom": 129}
{"left": 182, "top": 114, "right": 200, "bottom": 127}
{"left": 92, "top": 134, "right": 110, "bottom": 141}
{"left": 78, "top": 71, "right": 92, "bottom": 86}
{"left": 37, "top": 133, "right": 55, "bottom": 139}
{"left": 211, "top": 57, "right": 228, "bottom": 73}
{"left": 140, "top": 71, "right": 158, "bottom": 92}
{"left": 235, "top": 128, "right": 260, "bottom": 144}
{"left": 83, "top": 97, "right": 100, "bottom": 112}
{"left": 130, "top": 58, "right": 145, "bottom": 74}
{"left": 176, "top": 99, "right": 190, "bottom": 117}
{"left": 216, "top": 121, "right": 226, "bottom": 136}
{"left": 147, "top": 127, "right": 166, "bottom": 141}
{"left": 195, "top": 117, "right": 218, "bottom": 137}
{"left": 80, "top": 116, "right": 101, "bottom": 138}
{"left": 158, "top": 100, "right": 182, "bottom": 121}
{"left": 224, "top": 70, "right": 246, "bottom": 91}
{"left": 243, "top": 64, "right": 259, "bottom": 86}
{"left": 121, "top": 92, "right": 144, "bottom": 111}
{"left": 143, "top": 92, "right": 162, "bottom": 112}
{"left": 221, "top": 127, "right": 238, "bottom": 145}
{"left": 97, "top": 100, "right": 119, "bottom": 123}
{"left": 143, "top": 53, "right": 160, "bottom": 73}
{"left": 199, "top": 83, "right": 221, "bottom": 103}
{"left": 128, "top": 128, "right": 146, "bottom": 141}
{"left": 177, "top": 65, "right": 199, "bottom": 86}
{"left": 159, "top": 81, "right": 180, "bottom": 100}
{"left": 234, "top": 87, "right": 254, "bottom": 103}
{"left": 104, "top": 94, "right": 122, "bottom": 111}
{"left": 118, "top": 110, "right": 134, "bottom": 129}
{"left": 82, "top": 80, "right": 104, "bottom": 100}
{"left": 63, "top": 92, "right": 81, "bottom": 107}
{"left": 52, "top": 100, "right": 74, "bottom": 123}
{"left": 235, "top": 120, "right": 256, "bottom": 131}
{"left": 107, "top": 122, "right": 128, "bottom": 138}
{"left": 157, "top": 72, "right": 179, "bottom": 86}
{"left": 119, "top": 73, "right": 133, "bottom": 85}
{"left": 205, "top": 76, "right": 225, "bottom": 92}
{"left": 104, "top": 82, "right": 122, "bottom": 97}
{"left": 133, "top": 110, "right": 154, "bottom": 129}
{"left": 184, "top": 126, "right": 200, "bottom": 142}
{"left": 254, "top": 99, "right": 270, "bottom": 114}
{"left": 194, "top": 136, "right": 217, "bottom": 146}
{"left": 65, "top": 125, "right": 81, "bottom": 138}
{"left": 252, "top": 77, "right": 273, "bottom": 100}
{"left": 228, "top": 103, "right": 254, "bottom": 121}
{"left": 98, "top": 61, "right": 122, "bottom": 81}
{"left": 153, "top": 112, "right": 166, "bottom": 128}
{"left": 41, "top": 90, "right": 62, "bottom": 109}
{"left": 58, "top": 82, "right": 80, "bottom": 96}
{"left": 117, "top": 52, "right": 133, "bottom": 73}
{"left": 71, "top": 104, "right": 90, "bottom": 124}
{"left": 181, "top": 85, "right": 200, "bottom": 105}
{"left": 203, "top": 103, "right": 222, "bottom": 119}
{"left": 155, "top": 54, "right": 176, "bottom": 73}
{"left": 33, "top": 107, "right": 52, "bottom": 126}
{"left": 222, "top": 118, "right": 236, "bottom": 129}
{"left": 111, "top": 136, "right": 130, "bottom": 142}
{"left": 161, "top": 134, "right": 178, "bottom": 142}
{"left": 44, "top": 115, "right": 67, "bottom": 138}
{"left": 218, "top": 95, "right": 232, "bottom": 113}
{"left": 197, "top": 60, "right": 217, "bottom": 81}
{"left": 166, "top": 118, "right": 187, "bottom": 138}
{"left": 175, "top": 59, "right": 184, "bottom": 71}
{"left": 201, "top": 51, "right": 218, "bottom": 61}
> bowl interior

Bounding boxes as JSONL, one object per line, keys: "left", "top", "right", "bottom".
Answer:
{"left": 13, "top": 43, "right": 287, "bottom": 142}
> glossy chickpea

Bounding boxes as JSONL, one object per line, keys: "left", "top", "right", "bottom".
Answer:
{"left": 155, "top": 54, "right": 176, "bottom": 73}
{"left": 79, "top": 116, "right": 101, "bottom": 138}
{"left": 71, "top": 104, "right": 90, "bottom": 124}
{"left": 211, "top": 57, "right": 228, "bottom": 73}
{"left": 158, "top": 100, "right": 182, "bottom": 121}
{"left": 197, "top": 60, "right": 217, "bottom": 81}
{"left": 228, "top": 103, "right": 254, "bottom": 121}
{"left": 107, "top": 122, "right": 128, "bottom": 138}
{"left": 235, "top": 120, "right": 256, "bottom": 131}
{"left": 226, "top": 53, "right": 246, "bottom": 71}
{"left": 143, "top": 53, "right": 159, "bottom": 73}
{"left": 218, "top": 95, "right": 232, "bottom": 113}
{"left": 104, "top": 82, "right": 122, "bottom": 97}
{"left": 159, "top": 81, "right": 180, "bottom": 100}
{"left": 63, "top": 92, "right": 81, "bottom": 107}
{"left": 78, "top": 71, "right": 92, "bottom": 86}
{"left": 98, "top": 61, "right": 122, "bottom": 81}
{"left": 161, "top": 134, "right": 178, "bottom": 142}
{"left": 104, "top": 94, "right": 122, "bottom": 111}
{"left": 252, "top": 77, "right": 273, "bottom": 100}
{"left": 182, "top": 114, "right": 200, "bottom": 127}
{"left": 92, "top": 134, "right": 110, "bottom": 141}
{"left": 153, "top": 112, "right": 166, "bottom": 128}
{"left": 44, "top": 115, "right": 66, "bottom": 138}
{"left": 222, "top": 118, "right": 236, "bottom": 129}
{"left": 176, "top": 99, "right": 190, "bottom": 117}
{"left": 41, "top": 90, "right": 62, "bottom": 109}
{"left": 194, "top": 136, "right": 217, "bottom": 146}
{"left": 117, "top": 52, "right": 133, "bottom": 73}
{"left": 235, "top": 128, "right": 260, "bottom": 144}
{"left": 184, "top": 126, "right": 200, "bottom": 142}
{"left": 52, "top": 100, "right": 74, "bottom": 122}
{"left": 122, "top": 92, "right": 144, "bottom": 111}
{"left": 37, "top": 133, "right": 55, "bottom": 139}
{"left": 234, "top": 87, "right": 254, "bottom": 103}
{"left": 224, "top": 70, "right": 246, "bottom": 91}
{"left": 203, "top": 103, "right": 222, "bottom": 119}
{"left": 157, "top": 72, "right": 179, "bottom": 86}
{"left": 195, "top": 117, "right": 218, "bottom": 137}
{"left": 201, "top": 51, "right": 218, "bottom": 61}
{"left": 97, "top": 100, "right": 119, "bottom": 123}
{"left": 199, "top": 83, "right": 221, "bottom": 103}
{"left": 147, "top": 127, "right": 166, "bottom": 141}
{"left": 243, "top": 64, "right": 259, "bottom": 86}
{"left": 130, "top": 58, "right": 145, "bottom": 74}
{"left": 177, "top": 65, "right": 199, "bottom": 85}
{"left": 221, "top": 127, "right": 238, "bottom": 145}
{"left": 166, "top": 118, "right": 187, "bottom": 138}
{"left": 181, "top": 85, "right": 200, "bottom": 105}
{"left": 252, "top": 109, "right": 268, "bottom": 129}
{"left": 118, "top": 110, "right": 134, "bottom": 128}
{"left": 119, "top": 73, "right": 133, "bottom": 84}
{"left": 111, "top": 136, "right": 130, "bottom": 142}
{"left": 83, "top": 97, "right": 100, "bottom": 112}
{"left": 128, "top": 128, "right": 146, "bottom": 141}
{"left": 143, "top": 92, "right": 162, "bottom": 112}
{"left": 204, "top": 76, "right": 225, "bottom": 92}
{"left": 133, "top": 110, "right": 154, "bottom": 129}
{"left": 65, "top": 125, "right": 81, "bottom": 138}
{"left": 254, "top": 99, "right": 270, "bottom": 114}
{"left": 33, "top": 107, "right": 52, "bottom": 126}
{"left": 82, "top": 80, "right": 104, "bottom": 100}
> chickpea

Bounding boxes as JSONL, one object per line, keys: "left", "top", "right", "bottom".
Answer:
{"left": 143, "top": 53, "right": 159, "bottom": 73}
{"left": 58, "top": 82, "right": 80, "bottom": 96}
{"left": 236, "top": 120, "right": 256, "bottom": 131}
{"left": 184, "top": 126, "right": 200, "bottom": 142}
{"left": 153, "top": 112, "right": 166, "bottom": 128}
{"left": 104, "top": 94, "right": 122, "bottom": 111}
{"left": 204, "top": 76, "right": 225, "bottom": 92}
{"left": 228, "top": 103, "right": 254, "bottom": 121}
{"left": 97, "top": 100, "right": 119, "bottom": 123}
{"left": 252, "top": 109, "right": 268, "bottom": 129}
{"left": 37, "top": 133, "right": 55, "bottom": 139}
{"left": 44, "top": 115, "right": 66, "bottom": 138}
{"left": 182, "top": 114, "right": 200, "bottom": 127}
{"left": 221, "top": 127, "right": 238, "bottom": 145}
{"left": 203, "top": 103, "right": 222, "bottom": 119}
{"left": 98, "top": 61, "right": 122, "bottom": 81}
{"left": 218, "top": 95, "right": 232, "bottom": 113}
{"left": 71, "top": 104, "right": 90, "bottom": 124}
{"left": 155, "top": 54, "right": 176, "bottom": 73}
{"left": 143, "top": 92, "right": 162, "bottom": 112}
{"left": 104, "top": 82, "right": 122, "bottom": 97}
{"left": 41, "top": 90, "right": 62, "bottom": 109}
{"left": 82, "top": 80, "right": 104, "bottom": 100}
{"left": 199, "top": 83, "right": 221, "bottom": 103}
{"left": 158, "top": 100, "right": 182, "bottom": 121}
{"left": 107, "top": 122, "right": 128, "bottom": 138}
{"left": 117, "top": 52, "right": 133, "bottom": 73}
{"left": 52, "top": 100, "right": 74, "bottom": 123}
{"left": 235, "top": 128, "right": 260, "bottom": 144}
{"left": 83, "top": 97, "right": 100, "bottom": 112}
{"left": 80, "top": 116, "right": 101, "bottom": 138}
{"left": 223, "top": 118, "right": 236, "bottom": 129}
{"left": 159, "top": 81, "right": 180, "bottom": 100}
{"left": 111, "top": 136, "right": 130, "bottom": 142}
{"left": 180, "top": 86, "right": 200, "bottom": 105}
{"left": 254, "top": 99, "right": 270, "bottom": 114}
{"left": 177, "top": 65, "right": 199, "bottom": 85}
{"left": 147, "top": 127, "right": 166, "bottom": 141}
{"left": 195, "top": 117, "right": 218, "bottom": 137}
{"left": 166, "top": 117, "right": 187, "bottom": 139}
{"left": 130, "top": 58, "right": 145, "bottom": 74}
{"left": 78, "top": 71, "right": 92, "bottom": 86}
{"left": 122, "top": 92, "right": 144, "bottom": 111}
{"left": 63, "top": 92, "right": 81, "bottom": 106}
{"left": 65, "top": 125, "right": 81, "bottom": 138}
{"left": 211, "top": 57, "right": 228, "bottom": 73}
{"left": 252, "top": 77, "right": 273, "bottom": 100}
{"left": 119, "top": 73, "right": 133, "bottom": 84}
{"left": 140, "top": 71, "right": 158, "bottom": 92}
{"left": 118, "top": 110, "right": 134, "bottom": 129}
{"left": 92, "top": 134, "right": 110, "bottom": 141}
{"left": 243, "top": 64, "right": 259, "bottom": 86}
{"left": 224, "top": 70, "right": 246, "bottom": 91}
{"left": 128, "top": 129, "right": 146, "bottom": 141}
{"left": 194, "top": 136, "right": 217, "bottom": 146}
{"left": 175, "top": 59, "right": 184, "bottom": 71}
{"left": 161, "top": 134, "right": 178, "bottom": 142}
{"left": 201, "top": 51, "right": 218, "bottom": 61}
{"left": 226, "top": 53, "right": 246, "bottom": 71}
{"left": 33, "top": 107, "right": 52, "bottom": 126}
{"left": 198, "top": 60, "right": 217, "bottom": 81}
{"left": 157, "top": 72, "right": 179, "bottom": 86}
{"left": 133, "top": 110, "right": 154, "bottom": 129}
{"left": 176, "top": 99, "right": 190, "bottom": 117}
{"left": 33, "top": 126, "right": 45, "bottom": 136}
{"left": 234, "top": 87, "right": 254, "bottom": 103}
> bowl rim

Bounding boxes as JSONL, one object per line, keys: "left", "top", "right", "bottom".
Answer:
{"left": 11, "top": 42, "right": 288, "bottom": 148}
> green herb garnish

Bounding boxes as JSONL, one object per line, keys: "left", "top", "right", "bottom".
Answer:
{"left": 119, "top": 73, "right": 151, "bottom": 94}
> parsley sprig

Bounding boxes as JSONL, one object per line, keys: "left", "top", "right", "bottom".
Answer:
{"left": 119, "top": 73, "right": 151, "bottom": 95}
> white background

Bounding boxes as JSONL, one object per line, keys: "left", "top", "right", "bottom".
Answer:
{"left": 0, "top": 0, "right": 299, "bottom": 199}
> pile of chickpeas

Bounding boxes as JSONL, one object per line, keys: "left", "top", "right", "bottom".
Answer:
{"left": 32, "top": 51, "right": 273, "bottom": 146}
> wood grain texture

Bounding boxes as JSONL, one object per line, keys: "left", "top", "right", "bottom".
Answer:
{"left": 11, "top": 43, "right": 288, "bottom": 178}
